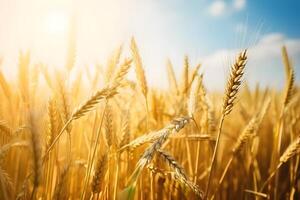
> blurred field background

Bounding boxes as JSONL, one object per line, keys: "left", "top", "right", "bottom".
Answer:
{"left": 0, "top": 0, "right": 300, "bottom": 200}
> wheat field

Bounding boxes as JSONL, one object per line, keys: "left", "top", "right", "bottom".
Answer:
{"left": 0, "top": 39, "right": 299, "bottom": 200}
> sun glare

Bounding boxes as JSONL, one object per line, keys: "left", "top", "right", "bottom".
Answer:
{"left": 44, "top": 10, "right": 68, "bottom": 36}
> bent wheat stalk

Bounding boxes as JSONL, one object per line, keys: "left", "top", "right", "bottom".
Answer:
{"left": 43, "top": 59, "right": 132, "bottom": 160}
{"left": 120, "top": 117, "right": 190, "bottom": 200}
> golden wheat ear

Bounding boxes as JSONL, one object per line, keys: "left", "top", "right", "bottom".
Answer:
{"left": 91, "top": 152, "right": 108, "bottom": 194}
{"left": 44, "top": 59, "right": 132, "bottom": 160}
{"left": 118, "top": 111, "right": 130, "bottom": 149}
{"left": 166, "top": 59, "right": 179, "bottom": 94}
{"left": 0, "top": 70, "right": 12, "bottom": 100}
{"left": 181, "top": 55, "right": 190, "bottom": 94}
{"left": 283, "top": 68, "right": 295, "bottom": 108}
{"left": 223, "top": 49, "right": 247, "bottom": 116}
{"left": 157, "top": 149, "right": 204, "bottom": 199}
{"left": 131, "top": 37, "right": 148, "bottom": 100}
{"left": 28, "top": 111, "right": 43, "bottom": 199}
{"left": 281, "top": 46, "right": 292, "bottom": 82}
{"left": 260, "top": 135, "right": 300, "bottom": 192}
{"left": 52, "top": 164, "right": 70, "bottom": 200}
{"left": 205, "top": 49, "right": 248, "bottom": 198}
{"left": 279, "top": 135, "right": 300, "bottom": 163}
{"left": 232, "top": 98, "right": 270, "bottom": 154}
{"left": 188, "top": 74, "right": 201, "bottom": 118}
{"left": 0, "top": 165, "right": 13, "bottom": 199}
{"left": 105, "top": 45, "right": 123, "bottom": 83}
{"left": 122, "top": 117, "right": 190, "bottom": 199}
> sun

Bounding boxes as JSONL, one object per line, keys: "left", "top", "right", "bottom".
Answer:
{"left": 44, "top": 10, "right": 68, "bottom": 36}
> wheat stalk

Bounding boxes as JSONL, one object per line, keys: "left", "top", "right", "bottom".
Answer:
{"left": 211, "top": 99, "right": 270, "bottom": 199}
{"left": 205, "top": 49, "right": 247, "bottom": 199}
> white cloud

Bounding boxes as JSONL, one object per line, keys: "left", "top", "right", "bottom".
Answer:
{"left": 208, "top": 0, "right": 247, "bottom": 17}
{"left": 233, "top": 0, "right": 246, "bottom": 11}
{"left": 201, "top": 33, "right": 300, "bottom": 90}
{"left": 259, "top": 33, "right": 284, "bottom": 44}
{"left": 209, "top": 1, "right": 226, "bottom": 17}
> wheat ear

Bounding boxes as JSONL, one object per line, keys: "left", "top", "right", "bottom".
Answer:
{"left": 188, "top": 64, "right": 202, "bottom": 90}
{"left": 105, "top": 46, "right": 122, "bottom": 83}
{"left": 232, "top": 99, "right": 270, "bottom": 154}
{"left": 91, "top": 152, "right": 108, "bottom": 194}
{"left": 260, "top": 135, "right": 300, "bottom": 192}
{"left": 283, "top": 68, "right": 295, "bottom": 108}
{"left": 188, "top": 75, "right": 201, "bottom": 118}
{"left": 166, "top": 59, "right": 179, "bottom": 94}
{"left": 131, "top": 37, "right": 148, "bottom": 99}
{"left": 46, "top": 99, "right": 60, "bottom": 149}
{"left": 104, "top": 104, "right": 113, "bottom": 148}
{"left": 127, "top": 117, "right": 190, "bottom": 186}
{"left": 44, "top": 59, "right": 131, "bottom": 159}
{"left": 205, "top": 49, "right": 247, "bottom": 199}
{"left": 119, "top": 111, "right": 130, "bottom": 149}
{"left": 29, "top": 112, "right": 42, "bottom": 200}
{"left": 281, "top": 46, "right": 292, "bottom": 83}
{"left": 211, "top": 99, "right": 270, "bottom": 199}
{"left": 53, "top": 164, "right": 70, "bottom": 200}
{"left": 223, "top": 50, "right": 247, "bottom": 115}
{"left": 157, "top": 149, "right": 204, "bottom": 199}
{"left": 0, "top": 166, "right": 13, "bottom": 200}
{"left": 119, "top": 130, "right": 165, "bottom": 152}
{"left": 0, "top": 120, "right": 12, "bottom": 137}
{"left": 181, "top": 55, "right": 189, "bottom": 94}
{"left": 0, "top": 70, "right": 12, "bottom": 100}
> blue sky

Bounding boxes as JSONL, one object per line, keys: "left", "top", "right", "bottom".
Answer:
{"left": 0, "top": 0, "right": 299, "bottom": 90}
{"left": 124, "top": 0, "right": 300, "bottom": 52}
